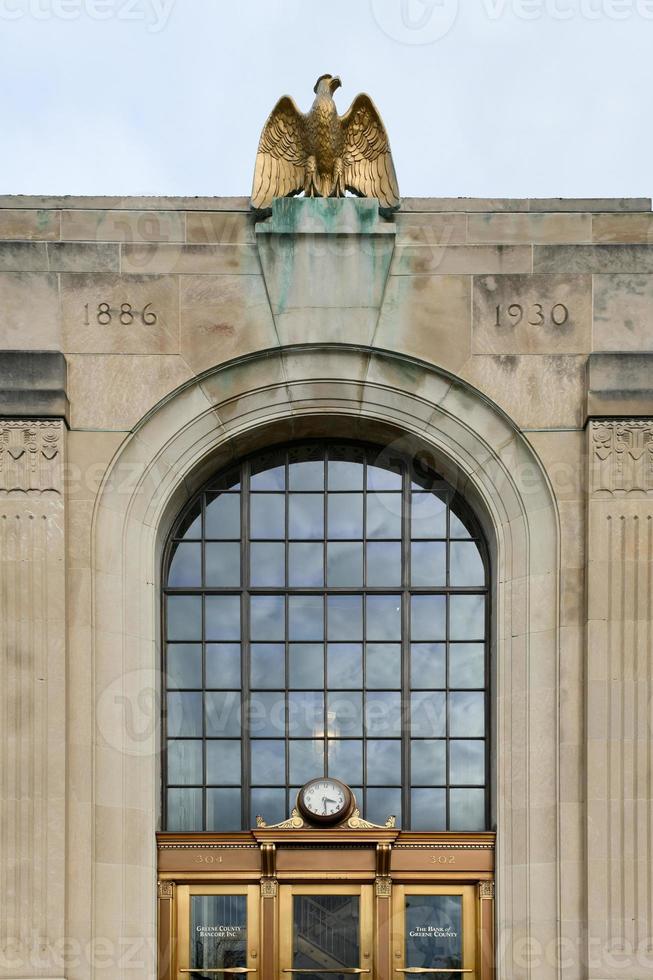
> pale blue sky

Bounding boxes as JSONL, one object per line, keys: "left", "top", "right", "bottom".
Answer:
{"left": 0, "top": 0, "right": 651, "bottom": 197}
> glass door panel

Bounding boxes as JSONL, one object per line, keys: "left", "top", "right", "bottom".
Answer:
{"left": 177, "top": 885, "right": 259, "bottom": 978}
{"left": 280, "top": 885, "right": 373, "bottom": 980}
{"left": 392, "top": 886, "right": 476, "bottom": 978}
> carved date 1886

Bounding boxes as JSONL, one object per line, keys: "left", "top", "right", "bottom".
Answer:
{"left": 84, "top": 303, "right": 158, "bottom": 327}
{"left": 495, "top": 302, "right": 569, "bottom": 328}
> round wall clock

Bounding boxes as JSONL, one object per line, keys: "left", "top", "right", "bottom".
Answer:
{"left": 296, "top": 778, "right": 354, "bottom": 825}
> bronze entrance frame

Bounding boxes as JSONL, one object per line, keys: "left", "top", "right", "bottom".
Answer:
{"left": 157, "top": 828, "right": 495, "bottom": 980}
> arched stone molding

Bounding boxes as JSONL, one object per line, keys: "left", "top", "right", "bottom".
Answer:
{"left": 88, "top": 344, "right": 561, "bottom": 979}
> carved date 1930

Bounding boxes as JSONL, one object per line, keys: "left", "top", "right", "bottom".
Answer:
{"left": 495, "top": 302, "right": 569, "bottom": 328}
{"left": 84, "top": 303, "right": 158, "bottom": 326}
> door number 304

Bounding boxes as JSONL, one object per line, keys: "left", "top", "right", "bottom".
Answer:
{"left": 495, "top": 302, "right": 569, "bottom": 328}
{"left": 84, "top": 302, "right": 158, "bottom": 326}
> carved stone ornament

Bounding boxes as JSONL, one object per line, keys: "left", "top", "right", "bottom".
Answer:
{"left": 591, "top": 420, "right": 653, "bottom": 495}
{"left": 251, "top": 75, "right": 400, "bottom": 214}
{"left": 256, "top": 807, "right": 396, "bottom": 831}
{"left": 0, "top": 420, "right": 63, "bottom": 493}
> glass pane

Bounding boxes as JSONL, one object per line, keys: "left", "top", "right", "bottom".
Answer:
{"left": 251, "top": 459, "right": 285, "bottom": 490}
{"left": 206, "top": 789, "right": 242, "bottom": 831}
{"left": 450, "top": 511, "right": 472, "bottom": 538}
{"left": 328, "top": 739, "right": 363, "bottom": 785}
{"left": 328, "top": 644, "right": 362, "bottom": 689}
{"left": 166, "top": 595, "right": 202, "bottom": 641}
{"left": 328, "top": 459, "right": 364, "bottom": 490}
{"left": 289, "top": 644, "right": 324, "bottom": 689}
{"left": 411, "top": 596, "right": 446, "bottom": 642}
{"left": 450, "top": 594, "right": 485, "bottom": 640}
{"left": 450, "top": 788, "right": 486, "bottom": 830}
{"left": 411, "top": 491, "right": 447, "bottom": 539}
{"left": 292, "top": 894, "right": 360, "bottom": 977}
{"left": 366, "top": 541, "right": 402, "bottom": 586}
{"left": 366, "top": 691, "right": 402, "bottom": 737}
{"left": 250, "top": 543, "right": 284, "bottom": 587}
{"left": 450, "top": 540, "right": 485, "bottom": 586}
{"left": 411, "top": 740, "right": 446, "bottom": 785}
{"left": 410, "top": 788, "right": 446, "bottom": 830}
{"left": 366, "top": 595, "right": 401, "bottom": 641}
{"left": 289, "top": 542, "right": 324, "bottom": 587}
{"left": 366, "top": 644, "right": 401, "bottom": 689}
{"left": 327, "top": 595, "right": 363, "bottom": 641}
{"left": 251, "top": 644, "right": 285, "bottom": 689}
{"left": 208, "top": 468, "right": 240, "bottom": 492}
{"left": 289, "top": 459, "right": 324, "bottom": 491}
{"left": 289, "top": 739, "right": 324, "bottom": 784}
{"left": 190, "top": 894, "right": 247, "bottom": 970}
{"left": 327, "top": 692, "right": 363, "bottom": 737}
{"left": 289, "top": 494, "right": 324, "bottom": 539}
{"left": 288, "top": 691, "right": 324, "bottom": 737}
{"left": 205, "top": 691, "right": 241, "bottom": 737}
{"left": 206, "top": 740, "right": 242, "bottom": 785}
{"left": 205, "top": 493, "right": 241, "bottom": 539}
{"left": 289, "top": 596, "right": 324, "bottom": 641}
{"left": 167, "top": 644, "right": 202, "bottom": 688}
{"left": 449, "top": 692, "right": 485, "bottom": 738}
{"left": 167, "top": 692, "right": 202, "bottom": 737}
{"left": 167, "top": 542, "right": 201, "bottom": 587}
{"left": 328, "top": 493, "right": 363, "bottom": 539}
{"left": 251, "top": 739, "right": 286, "bottom": 784}
{"left": 167, "top": 788, "right": 203, "bottom": 831}
{"left": 206, "top": 644, "right": 241, "bottom": 689}
{"left": 167, "top": 740, "right": 202, "bottom": 785}
{"left": 411, "top": 541, "right": 446, "bottom": 587}
{"left": 366, "top": 493, "right": 402, "bottom": 538}
{"left": 449, "top": 643, "right": 485, "bottom": 689}
{"left": 367, "top": 787, "right": 401, "bottom": 827}
{"left": 405, "top": 893, "right": 462, "bottom": 967}
{"left": 450, "top": 740, "right": 486, "bottom": 785}
{"left": 411, "top": 692, "right": 446, "bottom": 737}
{"left": 205, "top": 595, "right": 241, "bottom": 640}
{"left": 250, "top": 595, "right": 285, "bottom": 641}
{"left": 411, "top": 643, "right": 446, "bottom": 689}
{"left": 250, "top": 494, "right": 285, "bottom": 539}
{"left": 249, "top": 691, "right": 285, "bottom": 738}
{"left": 205, "top": 542, "right": 241, "bottom": 587}
{"left": 327, "top": 542, "right": 364, "bottom": 586}
{"left": 368, "top": 462, "right": 402, "bottom": 491}
{"left": 251, "top": 787, "right": 286, "bottom": 825}
{"left": 367, "top": 739, "right": 401, "bottom": 784}
{"left": 177, "top": 503, "right": 202, "bottom": 539}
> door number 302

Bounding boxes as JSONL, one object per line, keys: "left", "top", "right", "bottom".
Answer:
{"left": 84, "top": 302, "right": 158, "bottom": 326}
{"left": 495, "top": 302, "right": 569, "bottom": 328}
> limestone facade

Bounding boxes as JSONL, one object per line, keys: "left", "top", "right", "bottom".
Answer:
{"left": 1, "top": 193, "right": 652, "bottom": 979}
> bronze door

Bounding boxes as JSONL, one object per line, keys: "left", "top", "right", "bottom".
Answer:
{"left": 391, "top": 886, "right": 477, "bottom": 979}
{"left": 176, "top": 884, "right": 260, "bottom": 979}
{"left": 279, "top": 884, "right": 374, "bottom": 980}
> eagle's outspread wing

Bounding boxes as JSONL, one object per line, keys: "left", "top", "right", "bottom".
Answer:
{"left": 251, "top": 96, "right": 308, "bottom": 210}
{"left": 341, "top": 94, "right": 400, "bottom": 212}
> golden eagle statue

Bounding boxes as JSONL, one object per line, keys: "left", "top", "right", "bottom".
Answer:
{"left": 251, "top": 74, "right": 400, "bottom": 213}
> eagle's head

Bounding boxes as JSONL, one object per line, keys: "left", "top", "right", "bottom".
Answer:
{"left": 314, "top": 74, "right": 342, "bottom": 96}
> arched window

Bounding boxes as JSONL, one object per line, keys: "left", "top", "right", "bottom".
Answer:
{"left": 163, "top": 442, "right": 489, "bottom": 832}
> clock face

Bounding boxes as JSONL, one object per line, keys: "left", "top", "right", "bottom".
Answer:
{"left": 297, "top": 778, "right": 353, "bottom": 824}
